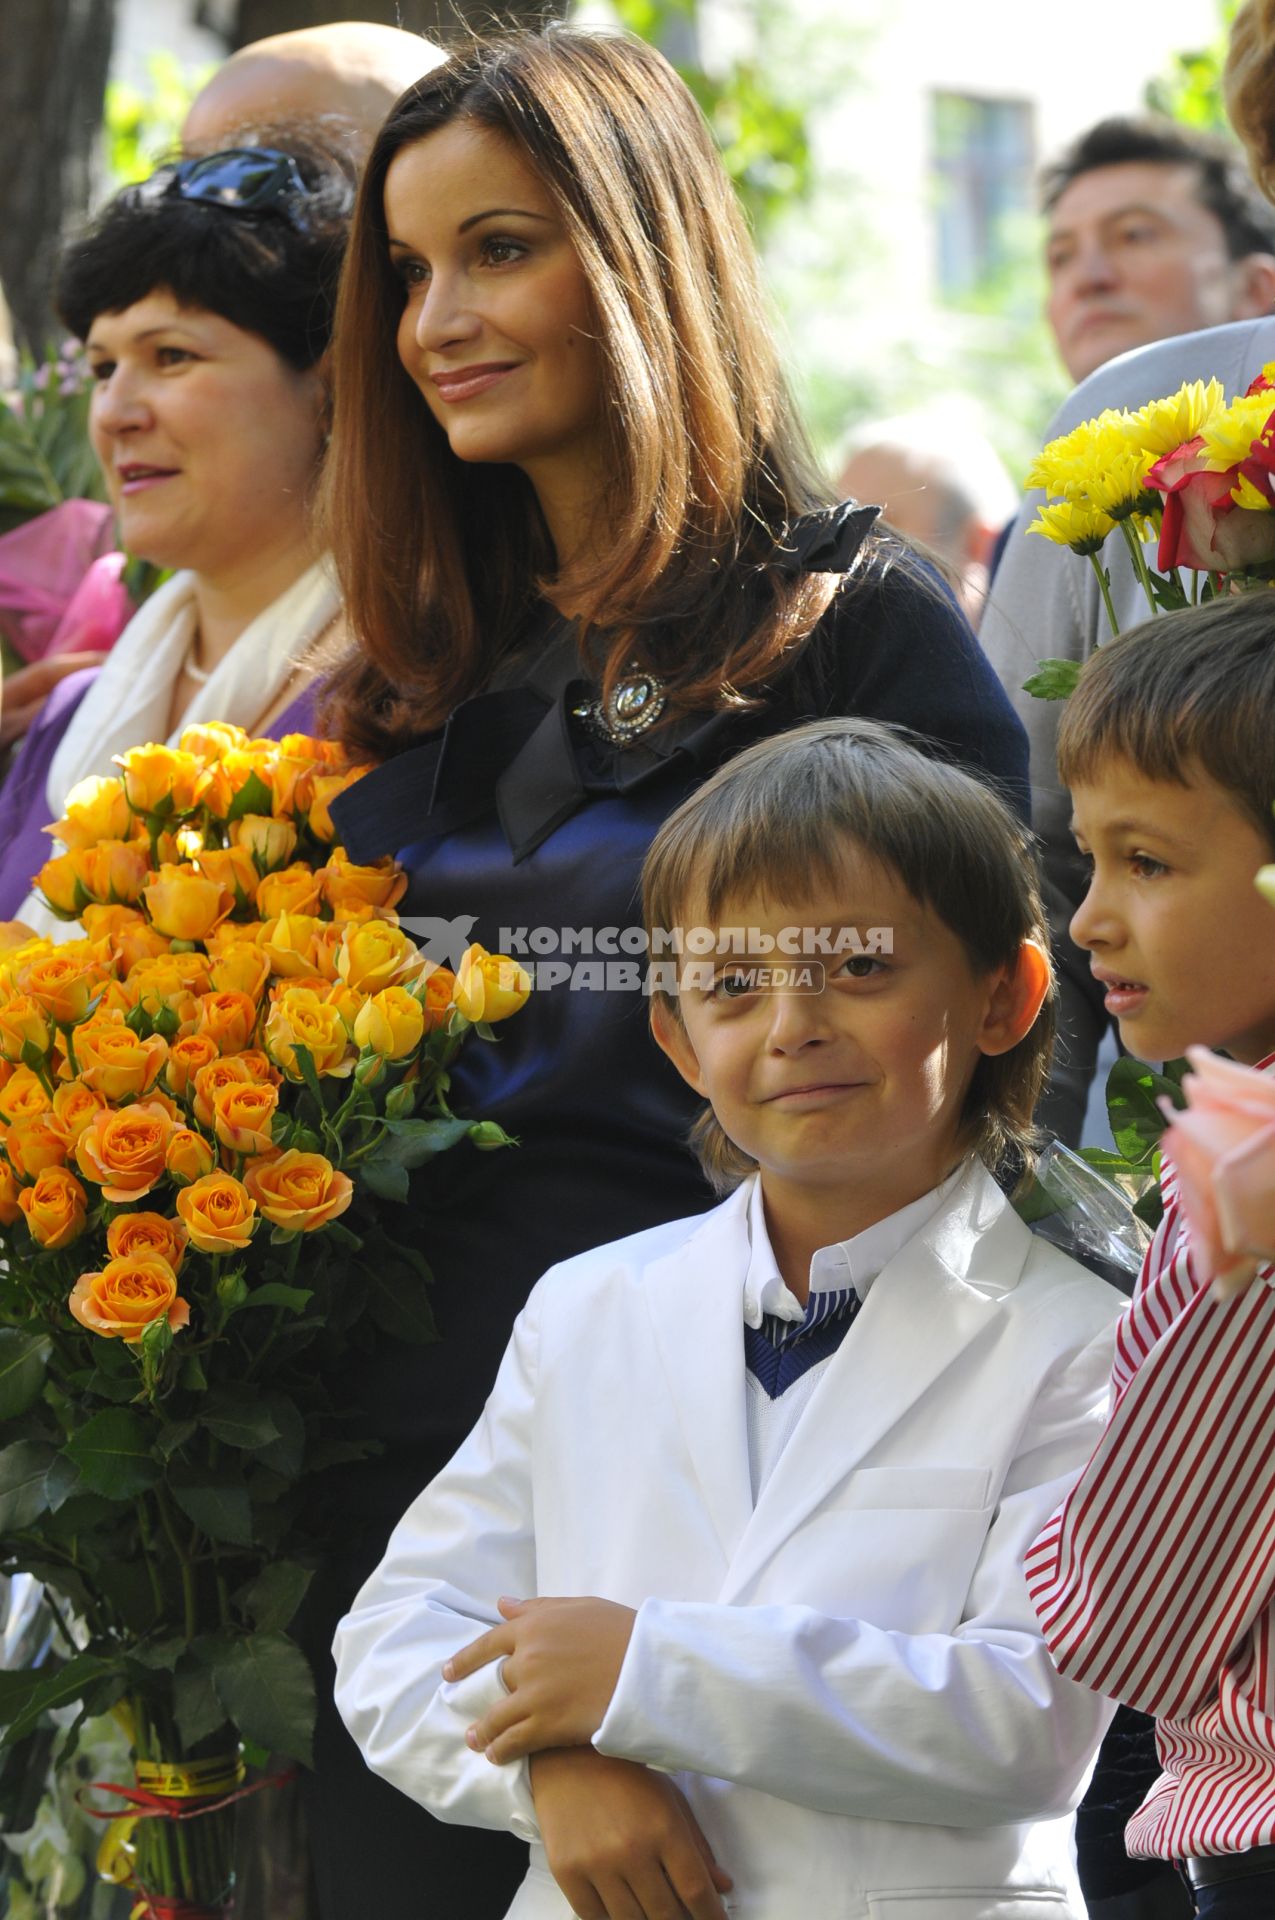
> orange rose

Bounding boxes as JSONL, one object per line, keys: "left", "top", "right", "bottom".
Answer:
{"left": 80, "top": 906, "right": 171, "bottom": 973}
{"left": 453, "top": 945, "right": 532, "bottom": 1024}
{"left": 321, "top": 849, "right": 407, "bottom": 919}
{"left": 323, "top": 981, "right": 365, "bottom": 1033}
{"left": 191, "top": 1056, "right": 257, "bottom": 1131}
{"left": 354, "top": 985, "right": 426, "bottom": 1060}
{"left": 77, "top": 840, "right": 151, "bottom": 907}
{"left": 178, "top": 721, "right": 250, "bottom": 764}
{"left": 0, "top": 1066, "right": 51, "bottom": 1126}
{"left": 115, "top": 744, "right": 203, "bottom": 818}
{"left": 34, "top": 850, "right": 87, "bottom": 918}
{"left": 69, "top": 1254, "right": 189, "bottom": 1342}
{"left": 46, "top": 775, "right": 132, "bottom": 852}
{"left": 165, "top": 1127, "right": 216, "bottom": 1186}
{"left": 0, "top": 1158, "right": 21, "bottom": 1226}
{"left": 260, "top": 912, "right": 322, "bottom": 979}
{"left": 208, "top": 941, "right": 272, "bottom": 1003}
{"left": 6, "top": 1114, "right": 70, "bottom": 1180}
{"left": 164, "top": 1032, "right": 221, "bottom": 1099}
{"left": 307, "top": 924, "right": 344, "bottom": 984}
{"left": 20, "top": 947, "right": 112, "bottom": 1027}
{"left": 243, "top": 1149, "right": 353, "bottom": 1232}
{"left": 303, "top": 771, "right": 354, "bottom": 844}
{"left": 195, "top": 990, "right": 259, "bottom": 1056}
{"left": 265, "top": 987, "right": 353, "bottom": 1080}
{"left": 421, "top": 967, "right": 458, "bottom": 1032}
{"left": 175, "top": 1171, "right": 257, "bottom": 1253}
{"left": 234, "top": 1048, "right": 280, "bottom": 1087}
{"left": 51, "top": 1081, "right": 108, "bottom": 1144}
{"left": 143, "top": 865, "right": 233, "bottom": 943}
{"left": 75, "top": 1102, "right": 174, "bottom": 1203}
{"left": 269, "top": 753, "right": 316, "bottom": 820}
{"left": 19, "top": 1165, "right": 88, "bottom": 1250}
{"left": 256, "top": 865, "right": 324, "bottom": 921}
{"left": 0, "top": 993, "right": 52, "bottom": 1063}
{"left": 212, "top": 1080, "right": 279, "bottom": 1157}
{"left": 193, "top": 846, "right": 258, "bottom": 914}
{"left": 73, "top": 1017, "right": 168, "bottom": 1102}
{"left": 106, "top": 1209, "right": 188, "bottom": 1274}
{"left": 228, "top": 814, "right": 297, "bottom": 874}
{"left": 337, "top": 921, "right": 424, "bottom": 995}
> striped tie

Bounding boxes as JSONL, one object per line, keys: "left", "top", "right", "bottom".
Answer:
{"left": 744, "top": 1286, "right": 861, "bottom": 1399}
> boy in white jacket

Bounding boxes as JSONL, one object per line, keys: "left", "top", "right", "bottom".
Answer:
{"left": 334, "top": 717, "right": 1122, "bottom": 1920}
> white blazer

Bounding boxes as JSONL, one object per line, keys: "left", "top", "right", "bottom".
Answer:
{"left": 334, "top": 1162, "right": 1122, "bottom": 1920}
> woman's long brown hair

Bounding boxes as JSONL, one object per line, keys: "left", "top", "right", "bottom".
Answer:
{"left": 321, "top": 27, "right": 857, "bottom": 760}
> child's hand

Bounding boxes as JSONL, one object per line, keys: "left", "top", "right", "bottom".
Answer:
{"left": 444, "top": 1594, "right": 637, "bottom": 1763}
{"left": 529, "top": 1747, "right": 734, "bottom": 1920}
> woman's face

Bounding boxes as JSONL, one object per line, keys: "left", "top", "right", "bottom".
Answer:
{"left": 85, "top": 290, "right": 326, "bottom": 581}
{"left": 383, "top": 121, "right": 605, "bottom": 525}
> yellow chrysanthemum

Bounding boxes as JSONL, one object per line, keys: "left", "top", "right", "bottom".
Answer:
{"left": 1231, "top": 471, "right": 1275, "bottom": 513}
{"left": 1027, "top": 499, "right": 1117, "bottom": 555}
{"left": 1199, "top": 390, "right": 1275, "bottom": 472}
{"left": 1083, "top": 446, "right": 1157, "bottom": 521}
{"left": 1024, "top": 410, "right": 1133, "bottom": 502}
{"left": 1129, "top": 379, "right": 1225, "bottom": 461}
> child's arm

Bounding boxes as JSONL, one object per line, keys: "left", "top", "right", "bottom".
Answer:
{"left": 454, "top": 1317, "right": 1117, "bottom": 1828}
{"left": 331, "top": 1291, "right": 545, "bottom": 1842}
{"left": 1027, "top": 1240, "right": 1275, "bottom": 1721}
{"left": 530, "top": 1749, "right": 733, "bottom": 1920}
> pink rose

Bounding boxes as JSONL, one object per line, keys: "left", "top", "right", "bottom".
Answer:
{"left": 1147, "top": 434, "right": 1275, "bottom": 573}
{"left": 1161, "top": 1046, "right": 1275, "bottom": 1298}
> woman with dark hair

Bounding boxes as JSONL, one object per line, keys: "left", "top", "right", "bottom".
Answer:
{"left": 0, "top": 132, "right": 356, "bottom": 925}
{"left": 309, "top": 26, "right": 1032, "bottom": 1918}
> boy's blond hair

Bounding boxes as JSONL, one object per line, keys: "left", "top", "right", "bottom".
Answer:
{"left": 642, "top": 718, "right": 1053, "bottom": 1193}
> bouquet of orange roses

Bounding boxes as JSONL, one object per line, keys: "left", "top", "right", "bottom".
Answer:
{"left": 0, "top": 725, "right": 529, "bottom": 1918}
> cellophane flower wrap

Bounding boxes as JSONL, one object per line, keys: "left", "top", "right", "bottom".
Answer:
{"left": 0, "top": 724, "right": 529, "bottom": 1916}
{"left": 1023, "top": 367, "right": 1275, "bottom": 698}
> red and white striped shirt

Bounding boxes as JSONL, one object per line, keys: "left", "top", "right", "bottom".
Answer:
{"left": 1026, "top": 1106, "right": 1275, "bottom": 1860}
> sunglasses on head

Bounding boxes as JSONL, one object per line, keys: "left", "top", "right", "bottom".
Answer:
{"left": 131, "top": 148, "right": 312, "bottom": 230}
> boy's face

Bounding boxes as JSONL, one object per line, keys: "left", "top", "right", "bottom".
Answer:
{"left": 651, "top": 843, "right": 1032, "bottom": 1207}
{"left": 1069, "top": 756, "right": 1275, "bottom": 1065}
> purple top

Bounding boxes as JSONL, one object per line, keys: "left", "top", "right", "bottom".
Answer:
{"left": 0, "top": 673, "right": 321, "bottom": 921}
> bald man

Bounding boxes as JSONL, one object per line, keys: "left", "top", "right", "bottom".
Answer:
{"left": 182, "top": 19, "right": 445, "bottom": 153}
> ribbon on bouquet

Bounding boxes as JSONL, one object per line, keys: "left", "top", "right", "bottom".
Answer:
{"left": 80, "top": 1753, "right": 296, "bottom": 1903}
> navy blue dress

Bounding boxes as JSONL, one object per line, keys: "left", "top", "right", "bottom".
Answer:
{"left": 304, "top": 526, "right": 1030, "bottom": 1918}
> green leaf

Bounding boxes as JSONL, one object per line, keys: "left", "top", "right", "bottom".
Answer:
{"left": 0, "top": 1654, "right": 115, "bottom": 1748}
{"left": 359, "top": 1157, "right": 409, "bottom": 1204}
{"left": 382, "top": 1115, "right": 472, "bottom": 1165}
{"left": 155, "top": 1419, "right": 197, "bottom": 1462}
{"left": 238, "top": 1282, "right": 312, "bottom": 1313}
{"left": 0, "top": 1330, "right": 50, "bottom": 1420}
{"left": 362, "top": 1260, "right": 437, "bottom": 1346}
{"left": 290, "top": 1043, "right": 323, "bottom": 1104}
{"left": 179, "top": 1353, "right": 208, "bottom": 1393}
{"left": 174, "top": 1639, "right": 234, "bottom": 1751}
{"left": 198, "top": 1386, "right": 281, "bottom": 1452}
{"left": 226, "top": 769, "right": 273, "bottom": 824}
{"left": 168, "top": 1465, "right": 254, "bottom": 1545}
{"left": 1106, "top": 1055, "right": 1186, "bottom": 1165}
{"left": 236, "top": 1560, "right": 313, "bottom": 1633}
{"left": 1022, "top": 657, "right": 1082, "bottom": 701}
{"left": 63, "top": 1409, "right": 160, "bottom": 1500}
{"left": 210, "top": 1631, "right": 315, "bottom": 1767}
{"left": 255, "top": 1392, "right": 305, "bottom": 1478}
{"left": 0, "top": 1439, "right": 61, "bottom": 1532}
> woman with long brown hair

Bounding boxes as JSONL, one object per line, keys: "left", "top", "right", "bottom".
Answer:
{"left": 308, "top": 27, "right": 1029, "bottom": 1918}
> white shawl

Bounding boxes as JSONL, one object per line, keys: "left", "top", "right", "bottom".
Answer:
{"left": 46, "top": 556, "right": 340, "bottom": 819}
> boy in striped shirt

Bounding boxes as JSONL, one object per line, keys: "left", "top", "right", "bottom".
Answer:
{"left": 1026, "top": 595, "right": 1275, "bottom": 1918}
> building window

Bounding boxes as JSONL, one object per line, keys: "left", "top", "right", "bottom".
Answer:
{"left": 932, "top": 92, "right": 1035, "bottom": 299}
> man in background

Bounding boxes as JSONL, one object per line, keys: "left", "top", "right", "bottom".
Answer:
{"left": 839, "top": 411, "right": 1017, "bottom": 628}
{"left": 1042, "top": 115, "right": 1275, "bottom": 384}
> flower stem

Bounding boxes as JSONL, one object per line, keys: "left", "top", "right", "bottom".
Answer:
{"left": 1088, "top": 554, "right": 1121, "bottom": 638}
